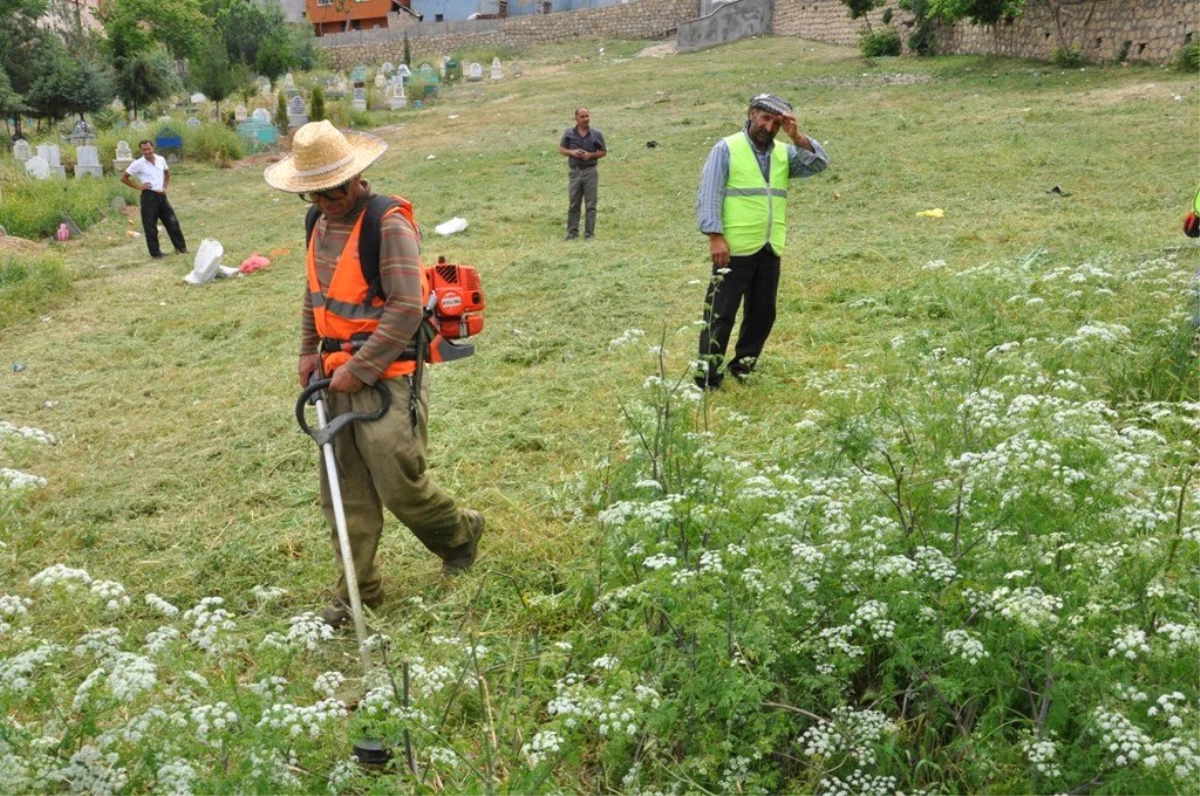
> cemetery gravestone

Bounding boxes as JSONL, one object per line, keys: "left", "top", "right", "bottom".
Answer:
{"left": 74, "top": 145, "right": 103, "bottom": 178}
{"left": 283, "top": 74, "right": 295, "bottom": 91}
{"left": 382, "top": 61, "right": 394, "bottom": 76}
{"left": 287, "top": 95, "right": 308, "bottom": 128}
{"left": 252, "top": 108, "right": 271, "bottom": 124}
{"left": 36, "top": 145, "right": 66, "bottom": 177}
{"left": 351, "top": 65, "right": 367, "bottom": 83}
{"left": 234, "top": 105, "right": 248, "bottom": 122}
{"left": 375, "top": 73, "right": 387, "bottom": 89}
{"left": 388, "top": 78, "right": 407, "bottom": 110}
{"left": 491, "top": 57, "right": 502, "bottom": 80}
{"left": 187, "top": 117, "right": 201, "bottom": 127}
{"left": 69, "top": 120, "right": 95, "bottom": 146}
{"left": 397, "top": 64, "right": 412, "bottom": 82}
{"left": 190, "top": 93, "right": 206, "bottom": 104}
{"left": 467, "top": 63, "right": 483, "bottom": 82}
{"left": 351, "top": 86, "right": 367, "bottom": 112}
{"left": 114, "top": 140, "right": 134, "bottom": 173}
{"left": 12, "top": 139, "right": 31, "bottom": 162}
{"left": 25, "top": 155, "right": 50, "bottom": 180}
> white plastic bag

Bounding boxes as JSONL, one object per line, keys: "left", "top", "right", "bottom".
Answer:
{"left": 434, "top": 217, "right": 468, "bottom": 236}
{"left": 184, "top": 239, "right": 239, "bottom": 285}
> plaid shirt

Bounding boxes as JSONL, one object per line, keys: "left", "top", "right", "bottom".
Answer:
{"left": 300, "top": 188, "right": 424, "bottom": 385}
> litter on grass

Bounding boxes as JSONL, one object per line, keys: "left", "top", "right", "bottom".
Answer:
{"left": 435, "top": 217, "right": 468, "bottom": 236}
{"left": 184, "top": 239, "right": 239, "bottom": 285}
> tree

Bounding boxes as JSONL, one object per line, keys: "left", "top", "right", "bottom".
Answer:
{"left": 0, "top": 0, "right": 51, "bottom": 137}
{"left": 309, "top": 85, "right": 325, "bottom": 123}
{"left": 98, "top": 0, "right": 206, "bottom": 62}
{"left": 112, "top": 48, "right": 179, "bottom": 120}
{"left": 0, "top": 65, "right": 27, "bottom": 136}
{"left": 924, "top": 0, "right": 1027, "bottom": 26}
{"left": 23, "top": 39, "right": 112, "bottom": 126}
{"left": 255, "top": 34, "right": 294, "bottom": 83}
{"left": 839, "top": 0, "right": 886, "bottom": 32}
{"left": 190, "top": 35, "right": 244, "bottom": 114}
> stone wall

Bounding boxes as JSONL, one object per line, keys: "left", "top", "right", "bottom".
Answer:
{"left": 678, "top": 0, "right": 774, "bottom": 53}
{"left": 319, "top": 0, "right": 701, "bottom": 69}
{"left": 771, "top": 0, "right": 1197, "bottom": 64}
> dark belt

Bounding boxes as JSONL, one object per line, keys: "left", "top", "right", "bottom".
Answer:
{"left": 320, "top": 335, "right": 421, "bottom": 361}
{"left": 569, "top": 164, "right": 596, "bottom": 171}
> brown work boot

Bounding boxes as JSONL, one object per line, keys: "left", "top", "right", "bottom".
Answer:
{"left": 442, "top": 510, "right": 485, "bottom": 576}
{"left": 319, "top": 594, "right": 383, "bottom": 629}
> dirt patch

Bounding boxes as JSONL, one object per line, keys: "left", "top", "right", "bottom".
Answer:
{"left": 1081, "top": 82, "right": 1171, "bottom": 106}
{"left": 0, "top": 233, "right": 42, "bottom": 253}
{"left": 638, "top": 41, "right": 678, "bottom": 58}
{"left": 232, "top": 152, "right": 286, "bottom": 170}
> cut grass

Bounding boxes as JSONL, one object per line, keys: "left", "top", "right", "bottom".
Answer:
{"left": 0, "top": 34, "right": 1196, "bottom": 792}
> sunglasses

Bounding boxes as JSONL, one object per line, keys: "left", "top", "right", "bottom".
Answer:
{"left": 299, "top": 180, "right": 353, "bottom": 203}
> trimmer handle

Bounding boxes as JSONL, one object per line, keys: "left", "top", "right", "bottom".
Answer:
{"left": 296, "top": 378, "right": 391, "bottom": 447}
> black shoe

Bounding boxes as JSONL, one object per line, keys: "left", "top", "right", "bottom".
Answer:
{"left": 564, "top": 233, "right": 578, "bottom": 241}
{"left": 729, "top": 369, "right": 751, "bottom": 384}
{"left": 150, "top": 253, "right": 166, "bottom": 259}
{"left": 176, "top": 248, "right": 188, "bottom": 255}
{"left": 442, "top": 510, "right": 485, "bottom": 575}
{"left": 584, "top": 233, "right": 594, "bottom": 240}
{"left": 694, "top": 374, "right": 723, "bottom": 391}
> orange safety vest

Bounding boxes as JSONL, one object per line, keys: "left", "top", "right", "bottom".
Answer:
{"left": 306, "top": 201, "right": 433, "bottom": 379}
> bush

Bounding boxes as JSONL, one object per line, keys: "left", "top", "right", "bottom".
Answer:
{"left": 1176, "top": 40, "right": 1199, "bottom": 72}
{"left": 1053, "top": 45, "right": 1085, "bottom": 68}
{"left": 348, "top": 108, "right": 372, "bottom": 128}
{"left": 0, "top": 175, "right": 125, "bottom": 240}
{"left": 309, "top": 86, "right": 326, "bottom": 123}
{"left": 0, "top": 251, "right": 71, "bottom": 329}
{"left": 180, "top": 123, "right": 243, "bottom": 167}
{"left": 861, "top": 27, "right": 902, "bottom": 57}
{"left": 275, "top": 92, "right": 288, "bottom": 132}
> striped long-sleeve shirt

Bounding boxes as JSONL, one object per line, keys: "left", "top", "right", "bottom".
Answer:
{"left": 300, "top": 189, "right": 424, "bottom": 385}
{"left": 696, "top": 124, "right": 829, "bottom": 239}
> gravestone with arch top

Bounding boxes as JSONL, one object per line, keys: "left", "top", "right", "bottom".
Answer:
{"left": 36, "top": 144, "right": 66, "bottom": 177}
{"left": 388, "top": 78, "right": 407, "bottom": 110}
{"left": 13, "top": 139, "right": 31, "bottom": 162}
{"left": 467, "top": 62, "right": 483, "bottom": 82}
{"left": 252, "top": 108, "right": 271, "bottom": 124}
{"left": 287, "top": 95, "right": 308, "bottom": 128}
{"left": 491, "top": 57, "right": 502, "bottom": 80}
{"left": 234, "top": 105, "right": 248, "bottom": 122}
{"left": 113, "top": 140, "right": 134, "bottom": 173}
{"left": 25, "top": 155, "right": 50, "bottom": 179}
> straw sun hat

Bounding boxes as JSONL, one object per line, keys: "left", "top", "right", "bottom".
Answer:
{"left": 263, "top": 120, "right": 388, "bottom": 193}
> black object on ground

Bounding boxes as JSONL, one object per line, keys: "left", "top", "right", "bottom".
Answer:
{"left": 353, "top": 738, "right": 393, "bottom": 770}
{"left": 1047, "top": 186, "right": 1071, "bottom": 197}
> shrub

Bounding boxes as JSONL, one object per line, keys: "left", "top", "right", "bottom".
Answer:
{"left": 0, "top": 175, "right": 124, "bottom": 239}
{"left": 1176, "top": 40, "right": 1199, "bottom": 72}
{"left": 1053, "top": 45, "right": 1085, "bottom": 68}
{"left": 861, "top": 27, "right": 902, "bottom": 57}
{"left": 275, "top": 92, "right": 288, "bottom": 132}
{"left": 0, "top": 251, "right": 71, "bottom": 329}
{"left": 348, "top": 108, "right": 372, "bottom": 128}
{"left": 309, "top": 86, "right": 326, "bottom": 123}
{"left": 181, "top": 123, "right": 243, "bottom": 167}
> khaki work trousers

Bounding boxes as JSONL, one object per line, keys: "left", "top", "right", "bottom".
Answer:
{"left": 318, "top": 375, "right": 471, "bottom": 604}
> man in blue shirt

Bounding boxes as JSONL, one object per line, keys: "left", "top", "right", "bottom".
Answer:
{"left": 695, "top": 94, "right": 828, "bottom": 389}
{"left": 559, "top": 108, "right": 607, "bottom": 240}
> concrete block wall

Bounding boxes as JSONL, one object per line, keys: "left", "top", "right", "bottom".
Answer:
{"left": 319, "top": 0, "right": 701, "bottom": 69}
{"left": 678, "top": 0, "right": 774, "bottom": 53}
{"left": 771, "top": 0, "right": 1197, "bottom": 65}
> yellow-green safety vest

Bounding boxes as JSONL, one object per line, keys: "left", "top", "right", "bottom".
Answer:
{"left": 722, "top": 131, "right": 790, "bottom": 256}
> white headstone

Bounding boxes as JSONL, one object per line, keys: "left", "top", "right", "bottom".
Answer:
{"left": 186, "top": 117, "right": 201, "bottom": 127}
{"left": 234, "top": 105, "right": 248, "bottom": 121}
{"left": 382, "top": 61, "right": 394, "bottom": 76}
{"left": 259, "top": 78, "right": 272, "bottom": 97}
{"left": 491, "top": 57, "right": 502, "bottom": 80}
{"left": 12, "top": 139, "right": 31, "bottom": 162}
{"left": 440, "top": 56, "right": 450, "bottom": 78}
{"left": 190, "top": 92, "right": 207, "bottom": 104}
{"left": 24, "top": 155, "right": 50, "bottom": 180}
{"left": 287, "top": 95, "right": 308, "bottom": 128}
{"left": 351, "top": 86, "right": 367, "bottom": 112}
{"left": 283, "top": 73, "right": 295, "bottom": 90}
{"left": 468, "top": 63, "right": 483, "bottom": 82}
{"left": 397, "top": 64, "right": 412, "bottom": 81}
{"left": 74, "top": 145, "right": 103, "bottom": 178}
{"left": 252, "top": 108, "right": 271, "bottom": 124}
{"left": 35, "top": 144, "right": 66, "bottom": 176}
{"left": 114, "top": 140, "right": 134, "bottom": 173}
{"left": 388, "top": 78, "right": 408, "bottom": 110}
{"left": 375, "top": 73, "right": 387, "bottom": 88}
{"left": 131, "top": 119, "right": 147, "bottom": 131}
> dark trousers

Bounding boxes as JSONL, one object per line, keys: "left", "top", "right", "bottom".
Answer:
{"left": 140, "top": 191, "right": 186, "bottom": 256}
{"left": 698, "top": 246, "right": 781, "bottom": 381}
{"left": 566, "top": 167, "right": 598, "bottom": 237}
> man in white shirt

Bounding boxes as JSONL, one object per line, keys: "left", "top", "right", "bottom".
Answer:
{"left": 120, "top": 140, "right": 188, "bottom": 259}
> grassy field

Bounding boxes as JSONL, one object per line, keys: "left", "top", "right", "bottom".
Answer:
{"left": 1, "top": 36, "right": 1197, "bottom": 794}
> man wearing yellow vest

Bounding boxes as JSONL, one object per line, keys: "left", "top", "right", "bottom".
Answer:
{"left": 265, "top": 121, "right": 484, "bottom": 628}
{"left": 695, "top": 94, "right": 829, "bottom": 389}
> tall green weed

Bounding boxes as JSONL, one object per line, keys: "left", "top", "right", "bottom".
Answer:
{"left": 0, "top": 251, "right": 71, "bottom": 330}
{"left": 0, "top": 176, "right": 124, "bottom": 240}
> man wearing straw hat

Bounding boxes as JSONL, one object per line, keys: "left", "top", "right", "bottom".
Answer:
{"left": 694, "top": 94, "right": 828, "bottom": 390}
{"left": 265, "top": 121, "right": 484, "bottom": 628}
